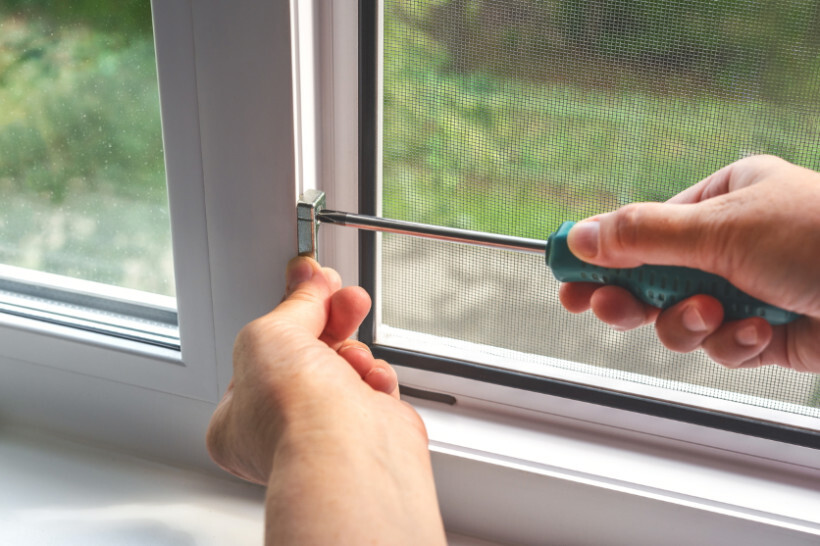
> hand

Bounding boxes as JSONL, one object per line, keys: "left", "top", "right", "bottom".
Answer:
{"left": 559, "top": 155, "right": 820, "bottom": 372}
{"left": 207, "top": 257, "right": 446, "bottom": 545}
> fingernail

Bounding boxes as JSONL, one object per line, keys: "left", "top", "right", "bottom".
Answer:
{"left": 735, "top": 324, "right": 759, "bottom": 347}
{"left": 569, "top": 221, "right": 600, "bottom": 259}
{"left": 364, "top": 367, "right": 385, "bottom": 381}
{"left": 339, "top": 343, "right": 371, "bottom": 357}
{"left": 682, "top": 305, "right": 708, "bottom": 333}
{"left": 286, "top": 258, "right": 315, "bottom": 293}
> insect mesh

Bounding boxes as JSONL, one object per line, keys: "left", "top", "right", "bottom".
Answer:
{"left": 378, "top": 0, "right": 820, "bottom": 416}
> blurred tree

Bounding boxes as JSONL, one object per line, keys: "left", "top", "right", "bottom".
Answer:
{"left": 0, "top": 0, "right": 152, "bottom": 38}
{"left": 401, "top": 0, "right": 820, "bottom": 99}
{"left": 0, "top": 0, "right": 164, "bottom": 202}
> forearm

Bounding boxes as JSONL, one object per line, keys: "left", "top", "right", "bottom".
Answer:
{"left": 265, "top": 416, "right": 446, "bottom": 545}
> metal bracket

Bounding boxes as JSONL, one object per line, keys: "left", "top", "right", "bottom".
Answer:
{"left": 297, "top": 189, "right": 326, "bottom": 260}
{"left": 297, "top": 188, "right": 544, "bottom": 262}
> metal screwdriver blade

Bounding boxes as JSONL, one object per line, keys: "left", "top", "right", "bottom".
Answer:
{"left": 317, "top": 210, "right": 547, "bottom": 255}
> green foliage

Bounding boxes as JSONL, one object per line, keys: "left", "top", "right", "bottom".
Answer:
{"left": 401, "top": 0, "right": 820, "bottom": 101}
{"left": 0, "top": 6, "right": 165, "bottom": 202}
{"left": 0, "top": 2, "right": 171, "bottom": 293}
{"left": 382, "top": 0, "right": 820, "bottom": 238}
{"left": 0, "top": 0, "right": 152, "bottom": 38}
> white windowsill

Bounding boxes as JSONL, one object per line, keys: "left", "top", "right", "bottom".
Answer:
{"left": 400, "top": 370, "right": 820, "bottom": 545}
{"left": 0, "top": 426, "right": 265, "bottom": 545}
{"left": 0, "top": 426, "right": 501, "bottom": 546}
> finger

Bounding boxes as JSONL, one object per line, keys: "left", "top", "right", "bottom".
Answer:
{"left": 567, "top": 202, "right": 720, "bottom": 270}
{"left": 654, "top": 295, "right": 724, "bottom": 353}
{"left": 665, "top": 161, "right": 737, "bottom": 205}
{"left": 364, "top": 361, "right": 400, "bottom": 399}
{"left": 589, "top": 284, "right": 659, "bottom": 331}
{"left": 666, "top": 155, "right": 788, "bottom": 205}
{"left": 337, "top": 340, "right": 374, "bottom": 372}
{"left": 558, "top": 282, "right": 599, "bottom": 313}
{"left": 319, "top": 286, "right": 372, "bottom": 349}
{"left": 284, "top": 256, "right": 322, "bottom": 297}
{"left": 321, "top": 266, "right": 343, "bottom": 293}
{"left": 701, "top": 317, "right": 773, "bottom": 369}
{"left": 337, "top": 341, "right": 399, "bottom": 398}
{"left": 757, "top": 318, "right": 820, "bottom": 373}
{"left": 665, "top": 173, "right": 726, "bottom": 205}
{"left": 270, "top": 257, "right": 336, "bottom": 338}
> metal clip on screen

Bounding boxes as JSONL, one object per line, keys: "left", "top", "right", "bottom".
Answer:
{"left": 297, "top": 189, "right": 326, "bottom": 260}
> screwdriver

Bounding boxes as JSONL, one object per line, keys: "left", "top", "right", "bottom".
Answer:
{"left": 298, "top": 191, "right": 799, "bottom": 326}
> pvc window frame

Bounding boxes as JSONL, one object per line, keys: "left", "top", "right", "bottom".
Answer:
{"left": 0, "top": 0, "right": 300, "bottom": 469}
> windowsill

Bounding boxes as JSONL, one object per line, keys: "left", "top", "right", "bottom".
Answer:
{"left": 400, "top": 369, "right": 820, "bottom": 545}
{"left": 0, "top": 426, "right": 265, "bottom": 545}
{"left": 0, "top": 426, "right": 500, "bottom": 546}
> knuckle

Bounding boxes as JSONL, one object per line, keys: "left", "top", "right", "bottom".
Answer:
{"left": 609, "top": 203, "right": 645, "bottom": 255}
{"left": 695, "top": 202, "right": 734, "bottom": 270}
{"left": 235, "top": 320, "right": 262, "bottom": 347}
{"left": 702, "top": 333, "right": 758, "bottom": 369}
{"left": 655, "top": 320, "right": 699, "bottom": 354}
{"left": 703, "top": 347, "right": 737, "bottom": 368}
{"left": 233, "top": 318, "right": 273, "bottom": 360}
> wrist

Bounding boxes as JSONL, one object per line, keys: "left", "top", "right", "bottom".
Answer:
{"left": 266, "top": 396, "right": 445, "bottom": 545}
{"left": 274, "top": 392, "right": 430, "bottom": 462}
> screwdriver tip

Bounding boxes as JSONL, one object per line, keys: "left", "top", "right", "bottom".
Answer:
{"left": 317, "top": 210, "right": 348, "bottom": 225}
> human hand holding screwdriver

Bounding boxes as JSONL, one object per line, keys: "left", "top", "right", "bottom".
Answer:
{"left": 559, "top": 155, "right": 820, "bottom": 372}
{"left": 206, "top": 257, "right": 446, "bottom": 545}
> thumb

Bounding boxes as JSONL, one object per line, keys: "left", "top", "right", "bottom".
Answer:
{"left": 268, "top": 257, "right": 338, "bottom": 337}
{"left": 567, "top": 201, "right": 722, "bottom": 272}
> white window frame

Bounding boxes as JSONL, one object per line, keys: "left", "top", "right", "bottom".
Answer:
{"left": 0, "top": 0, "right": 299, "bottom": 469}
{"left": 0, "top": 1, "right": 817, "bottom": 544}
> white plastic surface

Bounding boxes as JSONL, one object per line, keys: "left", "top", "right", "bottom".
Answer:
{"left": 0, "top": 427, "right": 265, "bottom": 545}
{"left": 0, "top": 427, "right": 502, "bottom": 546}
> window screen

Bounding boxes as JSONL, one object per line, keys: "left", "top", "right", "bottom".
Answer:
{"left": 367, "top": 0, "right": 820, "bottom": 432}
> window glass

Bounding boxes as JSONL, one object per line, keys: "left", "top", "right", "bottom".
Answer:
{"left": 378, "top": 0, "right": 820, "bottom": 417}
{"left": 0, "top": 1, "right": 173, "bottom": 297}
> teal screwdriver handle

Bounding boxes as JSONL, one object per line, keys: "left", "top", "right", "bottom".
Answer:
{"left": 547, "top": 222, "right": 800, "bottom": 326}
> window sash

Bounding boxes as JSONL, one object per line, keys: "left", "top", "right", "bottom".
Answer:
{"left": 0, "top": 265, "right": 178, "bottom": 350}
{"left": 0, "top": 0, "right": 219, "bottom": 400}
{"left": 0, "top": 0, "right": 298, "bottom": 467}
{"left": 356, "top": 0, "right": 820, "bottom": 451}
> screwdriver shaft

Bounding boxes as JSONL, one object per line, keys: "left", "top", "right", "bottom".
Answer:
{"left": 317, "top": 210, "right": 547, "bottom": 255}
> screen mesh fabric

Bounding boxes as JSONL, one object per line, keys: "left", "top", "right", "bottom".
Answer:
{"left": 378, "top": 0, "right": 820, "bottom": 416}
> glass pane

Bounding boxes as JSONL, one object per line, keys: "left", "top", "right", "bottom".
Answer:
{"left": 0, "top": 1, "right": 174, "bottom": 297}
{"left": 379, "top": 1, "right": 820, "bottom": 417}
